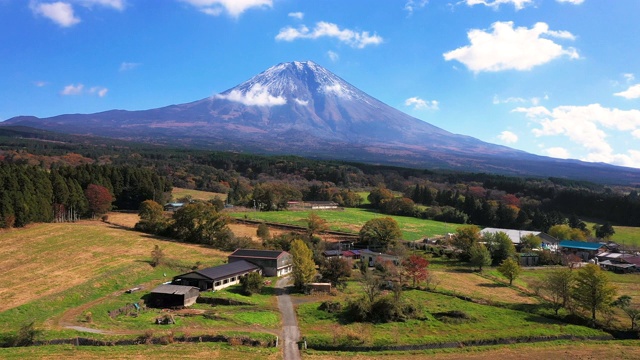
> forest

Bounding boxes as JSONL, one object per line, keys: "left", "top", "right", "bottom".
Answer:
{"left": 0, "top": 125, "right": 639, "bottom": 230}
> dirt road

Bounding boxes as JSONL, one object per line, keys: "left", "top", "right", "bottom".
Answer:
{"left": 276, "top": 276, "right": 301, "bottom": 360}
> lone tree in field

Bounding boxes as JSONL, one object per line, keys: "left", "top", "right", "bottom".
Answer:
{"left": 306, "top": 212, "right": 328, "bottom": 240}
{"left": 613, "top": 295, "right": 640, "bottom": 330}
{"left": 402, "top": 254, "right": 429, "bottom": 288}
{"left": 543, "top": 268, "right": 575, "bottom": 315}
{"left": 320, "top": 257, "right": 351, "bottom": 288}
{"left": 136, "top": 200, "right": 167, "bottom": 234}
{"left": 469, "top": 243, "right": 492, "bottom": 272}
{"left": 359, "top": 217, "right": 402, "bottom": 252}
{"left": 497, "top": 257, "right": 521, "bottom": 286}
{"left": 290, "top": 239, "right": 316, "bottom": 290}
{"left": 572, "top": 264, "right": 617, "bottom": 323}
{"left": 84, "top": 184, "right": 113, "bottom": 217}
{"left": 593, "top": 222, "right": 615, "bottom": 240}
{"left": 256, "top": 222, "right": 270, "bottom": 240}
{"left": 150, "top": 244, "right": 165, "bottom": 267}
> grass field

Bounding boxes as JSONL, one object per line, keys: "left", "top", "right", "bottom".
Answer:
{"left": 297, "top": 281, "right": 608, "bottom": 348}
{"left": 171, "top": 187, "right": 227, "bottom": 202}
{"left": 229, "top": 208, "right": 459, "bottom": 241}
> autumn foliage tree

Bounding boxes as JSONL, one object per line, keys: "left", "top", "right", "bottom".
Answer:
{"left": 84, "top": 184, "right": 113, "bottom": 217}
{"left": 402, "top": 255, "right": 429, "bottom": 288}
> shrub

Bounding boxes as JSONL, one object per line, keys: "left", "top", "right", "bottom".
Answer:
{"left": 12, "top": 321, "right": 41, "bottom": 347}
{"left": 319, "top": 301, "right": 342, "bottom": 313}
{"left": 240, "top": 272, "right": 264, "bottom": 296}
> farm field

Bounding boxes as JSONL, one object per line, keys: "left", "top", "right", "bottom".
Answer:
{"left": 228, "top": 208, "right": 459, "bottom": 241}
{"left": 171, "top": 187, "right": 227, "bottom": 202}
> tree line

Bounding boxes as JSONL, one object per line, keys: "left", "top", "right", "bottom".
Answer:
{"left": 0, "top": 164, "right": 170, "bottom": 228}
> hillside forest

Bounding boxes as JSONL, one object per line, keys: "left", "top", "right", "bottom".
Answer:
{"left": 1, "top": 126, "right": 639, "bottom": 234}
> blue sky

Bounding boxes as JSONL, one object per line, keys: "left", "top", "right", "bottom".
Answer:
{"left": 1, "top": 0, "right": 640, "bottom": 168}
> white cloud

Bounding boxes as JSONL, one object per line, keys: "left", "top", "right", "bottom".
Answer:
{"left": 327, "top": 50, "right": 339, "bottom": 62}
{"left": 464, "top": 0, "right": 534, "bottom": 10}
{"left": 404, "top": 0, "right": 428, "bottom": 14}
{"left": 556, "top": 0, "right": 584, "bottom": 4}
{"left": 443, "top": 21, "right": 579, "bottom": 73}
{"left": 61, "top": 83, "right": 108, "bottom": 96}
{"left": 614, "top": 84, "right": 640, "bottom": 99}
{"left": 61, "top": 83, "right": 84, "bottom": 95}
{"left": 544, "top": 147, "right": 571, "bottom": 159}
{"left": 294, "top": 98, "right": 308, "bottom": 106}
{"left": 498, "top": 130, "right": 518, "bottom": 144}
{"left": 405, "top": 97, "right": 439, "bottom": 110}
{"left": 276, "top": 21, "right": 383, "bottom": 49}
{"left": 76, "top": 0, "right": 125, "bottom": 10}
{"left": 288, "top": 11, "right": 303, "bottom": 20}
{"left": 119, "top": 62, "right": 140, "bottom": 71}
{"left": 31, "top": 1, "right": 80, "bottom": 27}
{"left": 493, "top": 94, "right": 548, "bottom": 105}
{"left": 215, "top": 84, "right": 286, "bottom": 106}
{"left": 632, "top": 129, "right": 640, "bottom": 139}
{"left": 624, "top": 73, "right": 635, "bottom": 83}
{"left": 34, "top": 81, "right": 48, "bottom": 87}
{"left": 514, "top": 104, "right": 640, "bottom": 168}
{"left": 89, "top": 86, "right": 108, "bottom": 97}
{"left": 180, "top": 0, "right": 272, "bottom": 17}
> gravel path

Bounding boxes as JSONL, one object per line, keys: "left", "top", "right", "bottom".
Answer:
{"left": 276, "top": 276, "right": 301, "bottom": 360}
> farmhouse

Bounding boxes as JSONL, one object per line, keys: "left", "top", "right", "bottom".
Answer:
{"left": 288, "top": 201, "right": 339, "bottom": 210}
{"left": 172, "top": 260, "right": 261, "bottom": 291}
{"left": 360, "top": 249, "right": 400, "bottom": 267}
{"left": 163, "top": 202, "right": 185, "bottom": 212}
{"left": 559, "top": 240, "right": 606, "bottom": 261}
{"left": 147, "top": 284, "right": 199, "bottom": 308}
{"left": 480, "top": 227, "right": 559, "bottom": 250}
{"left": 228, "top": 249, "right": 293, "bottom": 277}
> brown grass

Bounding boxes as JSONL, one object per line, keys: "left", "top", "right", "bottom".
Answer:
{"left": 433, "top": 270, "right": 539, "bottom": 305}
{"left": 171, "top": 187, "right": 227, "bottom": 202}
{"left": 0, "top": 221, "right": 227, "bottom": 312}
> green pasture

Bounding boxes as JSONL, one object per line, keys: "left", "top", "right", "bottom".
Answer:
{"left": 229, "top": 208, "right": 458, "bottom": 241}
{"left": 297, "top": 286, "right": 608, "bottom": 348}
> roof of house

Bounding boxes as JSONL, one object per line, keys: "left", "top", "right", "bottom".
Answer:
{"left": 480, "top": 227, "right": 556, "bottom": 244}
{"left": 229, "top": 249, "right": 289, "bottom": 260}
{"left": 176, "top": 260, "right": 260, "bottom": 281}
{"left": 323, "top": 250, "right": 342, "bottom": 257}
{"left": 359, "top": 249, "right": 399, "bottom": 258}
{"left": 151, "top": 284, "right": 199, "bottom": 295}
{"left": 559, "top": 240, "right": 606, "bottom": 251}
{"left": 342, "top": 250, "right": 355, "bottom": 257}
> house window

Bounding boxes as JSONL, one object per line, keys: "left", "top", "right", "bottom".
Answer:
{"left": 231, "top": 277, "right": 236, "bottom": 281}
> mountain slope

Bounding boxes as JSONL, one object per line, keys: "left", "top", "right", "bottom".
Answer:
{"left": 3, "top": 61, "right": 640, "bottom": 184}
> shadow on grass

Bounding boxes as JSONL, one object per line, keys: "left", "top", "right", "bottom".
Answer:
{"left": 476, "top": 283, "right": 508, "bottom": 288}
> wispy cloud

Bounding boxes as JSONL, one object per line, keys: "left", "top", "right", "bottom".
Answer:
{"left": 543, "top": 147, "right": 571, "bottom": 159}
{"left": 215, "top": 84, "right": 286, "bottom": 106}
{"left": 514, "top": 104, "right": 640, "bottom": 168}
{"left": 61, "top": 83, "right": 84, "bottom": 95}
{"left": 180, "top": 0, "right": 272, "bottom": 18}
{"left": 556, "top": 0, "right": 584, "bottom": 5}
{"left": 443, "top": 21, "right": 579, "bottom": 73}
{"left": 34, "top": 81, "right": 48, "bottom": 87}
{"left": 119, "top": 62, "right": 141, "bottom": 71}
{"left": 31, "top": 1, "right": 80, "bottom": 27}
{"left": 276, "top": 21, "right": 383, "bottom": 49}
{"left": 493, "top": 94, "right": 548, "bottom": 105}
{"left": 327, "top": 50, "right": 339, "bottom": 62}
{"left": 288, "top": 11, "right": 303, "bottom": 20}
{"left": 404, "top": 0, "right": 428, "bottom": 14}
{"left": 30, "top": 0, "right": 125, "bottom": 27}
{"left": 61, "top": 83, "right": 108, "bottom": 97}
{"left": 463, "top": 0, "right": 534, "bottom": 11}
{"left": 405, "top": 97, "right": 439, "bottom": 110}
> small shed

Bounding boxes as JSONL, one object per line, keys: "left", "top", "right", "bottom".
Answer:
{"left": 360, "top": 249, "right": 400, "bottom": 267}
{"left": 147, "top": 284, "right": 199, "bottom": 308}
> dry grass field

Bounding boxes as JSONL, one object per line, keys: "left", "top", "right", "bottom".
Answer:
{"left": 171, "top": 187, "right": 227, "bottom": 202}
{"left": 432, "top": 269, "right": 539, "bottom": 305}
{"left": 0, "top": 220, "right": 227, "bottom": 313}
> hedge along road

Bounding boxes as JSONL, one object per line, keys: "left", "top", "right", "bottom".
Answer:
{"left": 276, "top": 276, "right": 301, "bottom": 360}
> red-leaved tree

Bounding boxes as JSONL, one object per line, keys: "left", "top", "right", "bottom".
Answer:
{"left": 402, "top": 255, "right": 430, "bottom": 288}
{"left": 84, "top": 184, "right": 113, "bottom": 217}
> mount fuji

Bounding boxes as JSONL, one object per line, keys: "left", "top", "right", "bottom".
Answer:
{"left": 3, "top": 61, "right": 640, "bottom": 183}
